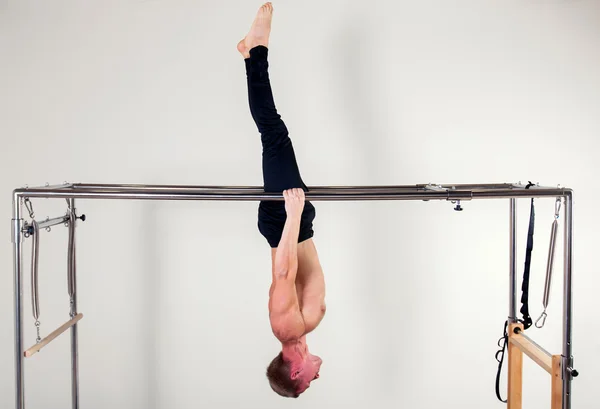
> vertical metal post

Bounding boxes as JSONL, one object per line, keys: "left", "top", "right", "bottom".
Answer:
{"left": 507, "top": 198, "right": 522, "bottom": 409}
{"left": 12, "top": 192, "right": 24, "bottom": 409}
{"left": 68, "top": 198, "right": 80, "bottom": 409}
{"left": 509, "top": 198, "right": 517, "bottom": 322}
{"left": 562, "top": 192, "right": 574, "bottom": 409}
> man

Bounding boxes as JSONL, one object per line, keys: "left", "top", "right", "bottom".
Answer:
{"left": 237, "top": 2, "right": 325, "bottom": 398}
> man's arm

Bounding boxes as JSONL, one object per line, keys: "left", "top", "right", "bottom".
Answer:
{"left": 268, "top": 189, "right": 307, "bottom": 342}
{"left": 269, "top": 280, "right": 305, "bottom": 341}
{"left": 273, "top": 212, "right": 301, "bottom": 280}
{"left": 273, "top": 188, "right": 305, "bottom": 280}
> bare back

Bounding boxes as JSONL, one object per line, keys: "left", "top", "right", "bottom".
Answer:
{"left": 269, "top": 239, "right": 326, "bottom": 335}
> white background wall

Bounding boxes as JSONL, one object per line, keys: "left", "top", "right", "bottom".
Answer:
{"left": 1, "top": 0, "right": 598, "bottom": 408}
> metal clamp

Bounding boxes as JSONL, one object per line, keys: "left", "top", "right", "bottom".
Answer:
{"left": 423, "top": 183, "right": 447, "bottom": 192}
{"left": 11, "top": 219, "right": 23, "bottom": 244}
{"left": 423, "top": 184, "right": 467, "bottom": 211}
{"left": 514, "top": 181, "right": 540, "bottom": 189}
{"left": 22, "top": 213, "right": 86, "bottom": 237}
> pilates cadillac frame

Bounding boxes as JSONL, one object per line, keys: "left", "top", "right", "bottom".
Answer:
{"left": 11, "top": 182, "right": 577, "bottom": 409}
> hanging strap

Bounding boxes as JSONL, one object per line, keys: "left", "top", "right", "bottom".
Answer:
{"left": 67, "top": 204, "right": 77, "bottom": 317}
{"left": 30, "top": 219, "right": 43, "bottom": 344}
{"left": 495, "top": 182, "right": 536, "bottom": 402}
{"left": 495, "top": 320, "right": 509, "bottom": 402}
{"left": 519, "top": 182, "right": 535, "bottom": 330}
{"left": 31, "top": 219, "right": 40, "bottom": 322}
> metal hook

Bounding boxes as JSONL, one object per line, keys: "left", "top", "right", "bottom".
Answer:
{"left": 24, "top": 199, "right": 35, "bottom": 219}
{"left": 535, "top": 311, "right": 547, "bottom": 328}
{"left": 554, "top": 198, "right": 561, "bottom": 219}
{"left": 35, "top": 320, "right": 41, "bottom": 344}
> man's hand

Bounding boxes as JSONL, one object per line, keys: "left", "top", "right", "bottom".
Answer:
{"left": 283, "top": 188, "right": 305, "bottom": 218}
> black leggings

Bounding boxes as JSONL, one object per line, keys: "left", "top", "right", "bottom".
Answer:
{"left": 245, "top": 46, "right": 316, "bottom": 248}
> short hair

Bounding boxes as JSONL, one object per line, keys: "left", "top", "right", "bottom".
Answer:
{"left": 266, "top": 352, "right": 301, "bottom": 398}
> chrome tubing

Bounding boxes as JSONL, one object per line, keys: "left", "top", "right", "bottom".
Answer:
{"left": 69, "top": 182, "right": 554, "bottom": 191}
{"left": 67, "top": 199, "right": 80, "bottom": 409}
{"left": 13, "top": 188, "right": 473, "bottom": 201}
{"left": 509, "top": 198, "right": 517, "bottom": 323}
{"left": 563, "top": 192, "right": 574, "bottom": 409}
{"left": 70, "top": 183, "right": 503, "bottom": 190}
{"left": 12, "top": 186, "right": 570, "bottom": 202}
{"left": 12, "top": 193, "right": 24, "bottom": 409}
{"left": 23, "top": 215, "right": 69, "bottom": 235}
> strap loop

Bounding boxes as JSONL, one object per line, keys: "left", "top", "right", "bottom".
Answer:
{"left": 519, "top": 183, "right": 535, "bottom": 330}
{"left": 496, "top": 181, "right": 536, "bottom": 402}
{"left": 495, "top": 320, "right": 508, "bottom": 403}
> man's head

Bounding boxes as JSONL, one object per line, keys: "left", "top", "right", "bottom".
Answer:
{"left": 266, "top": 351, "right": 322, "bottom": 397}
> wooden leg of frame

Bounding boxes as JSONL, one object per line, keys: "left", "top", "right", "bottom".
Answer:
{"left": 552, "top": 355, "right": 562, "bottom": 409}
{"left": 508, "top": 323, "right": 523, "bottom": 409}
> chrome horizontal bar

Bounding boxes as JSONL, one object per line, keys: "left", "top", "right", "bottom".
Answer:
{"left": 12, "top": 184, "right": 572, "bottom": 201}
{"left": 23, "top": 215, "right": 69, "bottom": 235}
{"left": 22, "top": 183, "right": 74, "bottom": 190}
{"left": 72, "top": 182, "right": 518, "bottom": 191}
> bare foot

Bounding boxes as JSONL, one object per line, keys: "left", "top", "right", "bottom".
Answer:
{"left": 237, "top": 2, "right": 273, "bottom": 58}
{"left": 237, "top": 39, "right": 250, "bottom": 59}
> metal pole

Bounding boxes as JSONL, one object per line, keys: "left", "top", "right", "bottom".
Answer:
{"left": 12, "top": 186, "right": 569, "bottom": 202}
{"left": 562, "top": 192, "right": 574, "bottom": 409}
{"left": 22, "top": 215, "right": 69, "bottom": 235}
{"left": 68, "top": 198, "right": 80, "bottom": 409}
{"left": 12, "top": 192, "right": 24, "bottom": 409}
{"left": 68, "top": 182, "right": 555, "bottom": 191}
{"left": 509, "top": 198, "right": 517, "bottom": 322}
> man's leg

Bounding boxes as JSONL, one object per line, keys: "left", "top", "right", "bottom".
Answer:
{"left": 238, "top": 2, "right": 307, "bottom": 193}
{"left": 238, "top": 3, "right": 315, "bottom": 249}
{"left": 244, "top": 45, "right": 307, "bottom": 193}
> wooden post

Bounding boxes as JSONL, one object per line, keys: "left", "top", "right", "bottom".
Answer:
{"left": 552, "top": 355, "right": 562, "bottom": 409}
{"left": 509, "top": 332, "right": 553, "bottom": 374}
{"left": 508, "top": 323, "right": 523, "bottom": 409}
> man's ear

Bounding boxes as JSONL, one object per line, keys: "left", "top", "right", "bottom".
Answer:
{"left": 291, "top": 368, "right": 302, "bottom": 380}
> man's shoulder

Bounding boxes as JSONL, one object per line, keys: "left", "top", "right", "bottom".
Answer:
{"left": 270, "top": 314, "right": 306, "bottom": 342}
